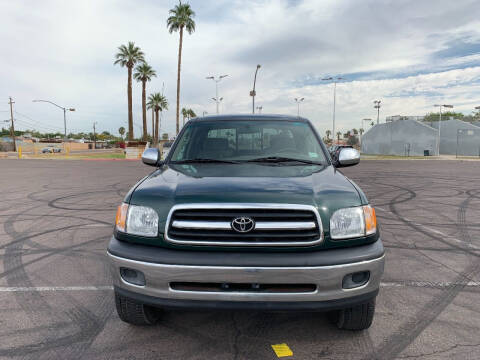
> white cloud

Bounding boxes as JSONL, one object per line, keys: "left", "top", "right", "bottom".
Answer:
{"left": 1, "top": 0, "right": 480, "bottom": 138}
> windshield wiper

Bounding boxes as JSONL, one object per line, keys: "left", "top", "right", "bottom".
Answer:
{"left": 245, "top": 156, "right": 323, "bottom": 165}
{"left": 171, "top": 158, "right": 240, "bottom": 164}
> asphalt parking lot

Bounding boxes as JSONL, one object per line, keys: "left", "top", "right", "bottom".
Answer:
{"left": 0, "top": 159, "right": 479, "bottom": 360}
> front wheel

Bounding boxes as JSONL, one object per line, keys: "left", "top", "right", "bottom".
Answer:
{"left": 114, "top": 291, "right": 160, "bottom": 325}
{"left": 329, "top": 298, "right": 376, "bottom": 330}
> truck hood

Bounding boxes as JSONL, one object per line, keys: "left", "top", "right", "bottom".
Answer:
{"left": 129, "top": 163, "right": 364, "bottom": 231}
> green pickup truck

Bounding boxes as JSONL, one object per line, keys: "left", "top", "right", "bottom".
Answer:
{"left": 108, "top": 114, "right": 384, "bottom": 330}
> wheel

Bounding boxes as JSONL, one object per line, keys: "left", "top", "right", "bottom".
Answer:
{"left": 329, "top": 298, "right": 376, "bottom": 330}
{"left": 114, "top": 291, "right": 160, "bottom": 325}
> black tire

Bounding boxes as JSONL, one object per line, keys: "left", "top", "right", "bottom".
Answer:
{"left": 329, "top": 298, "right": 376, "bottom": 330}
{"left": 114, "top": 291, "right": 160, "bottom": 325}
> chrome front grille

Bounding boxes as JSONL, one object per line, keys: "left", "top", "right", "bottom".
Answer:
{"left": 165, "top": 204, "right": 323, "bottom": 247}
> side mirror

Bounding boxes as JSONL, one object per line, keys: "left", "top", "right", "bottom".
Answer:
{"left": 337, "top": 148, "right": 360, "bottom": 167}
{"left": 142, "top": 148, "right": 161, "bottom": 167}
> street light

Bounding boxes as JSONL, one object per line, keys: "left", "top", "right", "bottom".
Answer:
{"left": 206, "top": 75, "right": 228, "bottom": 114}
{"left": 433, "top": 104, "right": 453, "bottom": 156}
{"left": 373, "top": 100, "right": 381, "bottom": 124}
{"left": 322, "top": 76, "right": 344, "bottom": 144}
{"left": 32, "top": 99, "right": 75, "bottom": 143}
{"left": 251, "top": 64, "right": 261, "bottom": 114}
{"left": 294, "top": 97, "right": 304, "bottom": 117}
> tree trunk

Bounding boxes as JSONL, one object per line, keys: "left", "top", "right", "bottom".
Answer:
{"left": 127, "top": 66, "right": 134, "bottom": 141}
{"left": 155, "top": 109, "right": 159, "bottom": 146}
{"left": 175, "top": 26, "right": 184, "bottom": 135}
{"left": 142, "top": 80, "right": 147, "bottom": 141}
{"left": 151, "top": 108, "right": 155, "bottom": 144}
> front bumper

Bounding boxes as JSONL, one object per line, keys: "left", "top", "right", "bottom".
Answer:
{"left": 107, "top": 237, "right": 385, "bottom": 310}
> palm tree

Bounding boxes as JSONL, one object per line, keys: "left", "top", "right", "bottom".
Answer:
{"left": 370, "top": 121, "right": 375, "bottom": 127}
{"left": 167, "top": 1, "right": 196, "bottom": 135}
{"left": 147, "top": 94, "right": 156, "bottom": 143}
{"left": 359, "top": 128, "right": 364, "bottom": 136}
{"left": 336, "top": 131, "right": 342, "bottom": 142}
{"left": 188, "top": 109, "right": 196, "bottom": 119}
{"left": 134, "top": 63, "right": 156, "bottom": 141}
{"left": 181, "top": 107, "right": 188, "bottom": 127}
{"left": 148, "top": 93, "right": 169, "bottom": 145}
{"left": 114, "top": 42, "right": 145, "bottom": 141}
{"left": 118, "top": 126, "right": 125, "bottom": 140}
{"left": 325, "top": 129, "right": 331, "bottom": 139}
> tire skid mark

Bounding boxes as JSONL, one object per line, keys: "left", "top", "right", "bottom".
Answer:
{"left": 1, "top": 195, "right": 113, "bottom": 359}
{"left": 365, "top": 189, "right": 479, "bottom": 359}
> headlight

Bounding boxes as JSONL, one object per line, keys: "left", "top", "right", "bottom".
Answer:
{"left": 330, "top": 205, "right": 376, "bottom": 240}
{"left": 115, "top": 204, "right": 159, "bottom": 237}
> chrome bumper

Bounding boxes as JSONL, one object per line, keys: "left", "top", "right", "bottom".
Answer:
{"left": 107, "top": 252, "right": 385, "bottom": 303}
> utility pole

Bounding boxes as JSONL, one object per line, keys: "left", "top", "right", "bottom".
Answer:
{"left": 93, "top": 122, "right": 97, "bottom": 150}
{"left": 374, "top": 100, "right": 381, "bottom": 124}
{"left": 8, "top": 97, "right": 16, "bottom": 152}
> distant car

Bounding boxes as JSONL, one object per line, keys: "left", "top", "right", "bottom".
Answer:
{"left": 41, "top": 146, "right": 61, "bottom": 153}
{"left": 161, "top": 141, "right": 173, "bottom": 159}
{"left": 329, "top": 145, "right": 353, "bottom": 162}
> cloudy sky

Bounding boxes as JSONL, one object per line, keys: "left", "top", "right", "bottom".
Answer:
{"left": 2, "top": 0, "right": 480, "bottom": 138}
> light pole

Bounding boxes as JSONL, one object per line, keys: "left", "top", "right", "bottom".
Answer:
{"left": 373, "top": 100, "right": 381, "bottom": 124}
{"left": 433, "top": 104, "right": 453, "bottom": 156}
{"left": 251, "top": 64, "right": 261, "bottom": 114}
{"left": 256, "top": 106, "right": 263, "bottom": 114}
{"left": 294, "top": 98, "right": 304, "bottom": 117}
{"left": 93, "top": 121, "right": 98, "bottom": 150}
{"left": 206, "top": 75, "right": 228, "bottom": 114}
{"left": 322, "top": 77, "right": 344, "bottom": 144}
{"left": 32, "top": 100, "right": 75, "bottom": 143}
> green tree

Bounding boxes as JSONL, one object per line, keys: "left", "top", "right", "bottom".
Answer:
{"left": 134, "top": 63, "right": 156, "bottom": 141}
{"left": 370, "top": 121, "right": 375, "bottom": 127}
{"left": 325, "top": 129, "right": 331, "bottom": 139}
{"left": 118, "top": 127, "right": 125, "bottom": 139}
{"left": 188, "top": 108, "right": 196, "bottom": 119}
{"left": 336, "top": 131, "right": 342, "bottom": 141}
{"left": 162, "top": 133, "right": 169, "bottom": 140}
{"left": 114, "top": 42, "right": 145, "bottom": 141}
{"left": 424, "top": 111, "right": 464, "bottom": 122}
{"left": 167, "top": 1, "right": 196, "bottom": 135}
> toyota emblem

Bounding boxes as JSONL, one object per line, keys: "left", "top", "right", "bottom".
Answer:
{"left": 231, "top": 217, "right": 255, "bottom": 233}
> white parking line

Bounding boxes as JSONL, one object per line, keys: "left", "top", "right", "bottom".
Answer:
{"left": 0, "top": 286, "right": 113, "bottom": 292}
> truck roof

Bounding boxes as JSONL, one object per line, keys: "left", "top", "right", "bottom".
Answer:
{"left": 190, "top": 114, "right": 309, "bottom": 122}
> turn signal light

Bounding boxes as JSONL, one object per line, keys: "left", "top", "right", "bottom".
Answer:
{"left": 363, "top": 205, "right": 377, "bottom": 235}
{"left": 115, "top": 203, "right": 129, "bottom": 232}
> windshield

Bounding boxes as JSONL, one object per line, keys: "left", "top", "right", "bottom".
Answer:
{"left": 170, "top": 120, "right": 326, "bottom": 164}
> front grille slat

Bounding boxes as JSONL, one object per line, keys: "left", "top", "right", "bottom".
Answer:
{"left": 165, "top": 204, "right": 323, "bottom": 247}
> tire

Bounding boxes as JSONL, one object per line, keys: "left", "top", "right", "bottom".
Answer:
{"left": 329, "top": 298, "right": 376, "bottom": 330}
{"left": 114, "top": 291, "right": 160, "bottom": 325}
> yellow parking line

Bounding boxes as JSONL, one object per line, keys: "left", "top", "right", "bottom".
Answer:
{"left": 271, "top": 343, "right": 293, "bottom": 358}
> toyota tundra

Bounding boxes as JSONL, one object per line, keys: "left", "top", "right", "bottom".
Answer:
{"left": 108, "top": 114, "right": 384, "bottom": 330}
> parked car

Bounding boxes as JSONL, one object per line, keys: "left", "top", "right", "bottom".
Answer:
{"left": 108, "top": 114, "right": 384, "bottom": 330}
{"left": 329, "top": 144, "right": 353, "bottom": 162}
{"left": 41, "top": 145, "right": 61, "bottom": 153}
